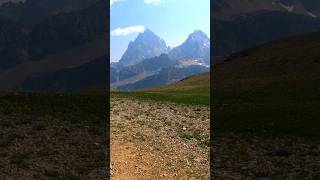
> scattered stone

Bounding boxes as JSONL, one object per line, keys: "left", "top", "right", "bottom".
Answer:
{"left": 111, "top": 96, "right": 210, "bottom": 179}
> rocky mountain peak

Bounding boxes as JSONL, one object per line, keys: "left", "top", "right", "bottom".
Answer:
{"left": 169, "top": 30, "right": 210, "bottom": 65}
{"left": 119, "top": 29, "right": 168, "bottom": 66}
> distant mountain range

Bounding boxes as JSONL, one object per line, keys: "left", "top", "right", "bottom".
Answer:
{"left": 0, "top": 0, "right": 107, "bottom": 91}
{"left": 213, "top": 0, "right": 320, "bottom": 20}
{"left": 213, "top": 0, "right": 320, "bottom": 62}
{"left": 110, "top": 29, "right": 210, "bottom": 90}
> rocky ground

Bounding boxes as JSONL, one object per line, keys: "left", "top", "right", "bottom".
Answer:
{"left": 0, "top": 93, "right": 106, "bottom": 179}
{"left": 110, "top": 96, "right": 210, "bottom": 179}
{"left": 0, "top": 114, "right": 106, "bottom": 179}
{"left": 213, "top": 133, "right": 320, "bottom": 179}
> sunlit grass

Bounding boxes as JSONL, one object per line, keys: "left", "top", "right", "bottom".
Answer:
{"left": 112, "top": 73, "right": 210, "bottom": 106}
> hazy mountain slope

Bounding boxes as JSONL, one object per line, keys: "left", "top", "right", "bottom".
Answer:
{"left": 111, "top": 54, "right": 177, "bottom": 83}
{"left": 118, "top": 65, "right": 209, "bottom": 90}
{"left": 21, "top": 56, "right": 108, "bottom": 91}
{"left": 110, "top": 67, "right": 118, "bottom": 83}
{"left": 0, "top": 35, "right": 107, "bottom": 91}
{"left": 118, "top": 54, "right": 177, "bottom": 81}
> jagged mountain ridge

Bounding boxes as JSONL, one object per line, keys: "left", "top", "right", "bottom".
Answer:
{"left": 118, "top": 29, "right": 168, "bottom": 66}
{"left": 213, "top": 0, "right": 320, "bottom": 20}
{"left": 116, "top": 29, "right": 210, "bottom": 67}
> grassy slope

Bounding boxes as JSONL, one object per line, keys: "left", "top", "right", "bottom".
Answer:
{"left": 214, "top": 32, "right": 320, "bottom": 139}
{"left": 112, "top": 72, "right": 210, "bottom": 106}
{"left": 0, "top": 92, "right": 107, "bottom": 123}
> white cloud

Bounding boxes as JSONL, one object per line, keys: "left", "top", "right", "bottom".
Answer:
{"left": 111, "top": 25, "right": 146, "bottom": 36}
{"left": 110, "top": 0, "right": 124, "bottom": 6}
{"left": 144, "top": 0, "right": 161, "bottom": 6}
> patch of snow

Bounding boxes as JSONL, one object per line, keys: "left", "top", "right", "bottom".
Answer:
{"left": 192, "top": 59, "right": 209, "bottom": 68}
{"left": 279, "top": 3, "right": 294, "bottom": 12}
{"left": 307, "top": 11, "right": 317, "bottom": 18}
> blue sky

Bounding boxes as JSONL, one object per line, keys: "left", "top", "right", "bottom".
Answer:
{"left": 110, "top": 0, "right": 210, "bottom": 62}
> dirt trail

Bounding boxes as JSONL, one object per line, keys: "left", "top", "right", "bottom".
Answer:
{"left": 110, "top": 97, "right": 210, "bottom": 179}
